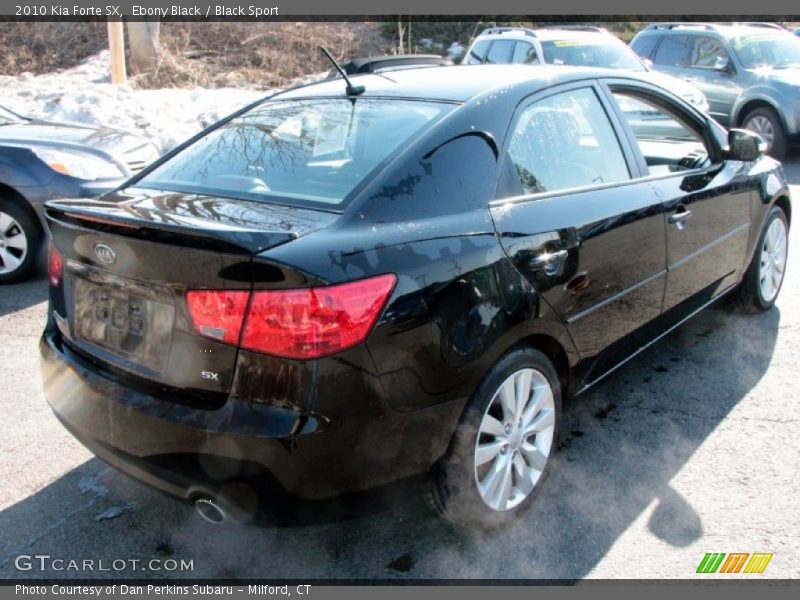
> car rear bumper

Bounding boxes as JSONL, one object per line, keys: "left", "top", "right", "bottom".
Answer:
{"left": 40, "top": 330, "right": 311, "bottom": 500}
{"left": 40, "top": 329, "right": 462, "bottom": 503}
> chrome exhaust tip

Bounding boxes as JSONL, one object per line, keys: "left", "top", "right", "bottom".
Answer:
{"left": 194, "top": 497, "right": 226, "bottom": 524}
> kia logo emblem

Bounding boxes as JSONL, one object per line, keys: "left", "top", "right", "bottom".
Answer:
{"left": 93, "top": 243, "right": 116, "bottom": 265}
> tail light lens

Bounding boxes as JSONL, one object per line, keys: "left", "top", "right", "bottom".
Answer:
{"left": 48, "top": 242, "right": 63, "bottom": 287}
{"left": 186, "top": 274, "right": 396, "bottom": 360}
{"left": 242, "top": 274, "right": 397, "bottom": 359}
{"left": 186, "top": 290, "right": 249, "bottom": 345}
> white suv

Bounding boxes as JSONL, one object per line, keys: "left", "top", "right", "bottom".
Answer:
{"left": 463, "top": 26, "right": 709, "bottom": 111}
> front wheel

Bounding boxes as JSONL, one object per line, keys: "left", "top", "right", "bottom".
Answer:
{"left": 742, "top": 107, "right": 787, "bottom": 160}
{"left": 430, "top": 348, "right": 561, "bottom": 530}
{"left": 0, "top": 198, "right": 42, "bottom": 284}
{"left": 731, "top": 205, "right": 789, "bottom": 313}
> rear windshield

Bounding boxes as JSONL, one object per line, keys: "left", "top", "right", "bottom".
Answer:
{"left": 137, "top": 98, "right": 454, "bottom": 210}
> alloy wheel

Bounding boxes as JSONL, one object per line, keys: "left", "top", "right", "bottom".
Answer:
{"left": 474, "top": 368, "right": 556, "bottom": 511}
{"left": 759, "top": 216, "right": 788, "bottom": 303}
{"left": 0, "top": 210, "right": 28, "bottom": 275}
{"left": 745, "top": 115, "right": 775, "bottom": 151}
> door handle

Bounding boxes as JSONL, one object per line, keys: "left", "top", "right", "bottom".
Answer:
{"left": 529, "top": 249, "right": 568, "bottom": 271}
{"left": 668, "top": 209, "right": 693, "bottom": 225}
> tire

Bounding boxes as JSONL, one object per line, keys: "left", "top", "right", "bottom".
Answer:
{"left": 731, "top": 205, "right": 789, "bottom": 313}
{"left": 0, "top": 197, "right": 42, "bottom": 284}
{"left": 742, "top": 107, "right": 787, "bottom": 160}
{"left": 430, "top": 347, "right": 562, "bottom": 531}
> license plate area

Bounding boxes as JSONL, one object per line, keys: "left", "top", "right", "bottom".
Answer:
{"left": 72, "top": 270, "right": 175, "bottom": 375}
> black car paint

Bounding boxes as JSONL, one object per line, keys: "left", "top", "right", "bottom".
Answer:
{"left": 40, "top": 66, "right": 790, "bottom": 504}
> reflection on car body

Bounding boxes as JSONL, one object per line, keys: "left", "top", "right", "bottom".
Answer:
{"left": 40, "top": 65, "right": 790, "bottom": 529}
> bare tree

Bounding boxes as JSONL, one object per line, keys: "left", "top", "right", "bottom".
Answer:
{"left": 397, "top": 17, "right": 405, "bottom": 54}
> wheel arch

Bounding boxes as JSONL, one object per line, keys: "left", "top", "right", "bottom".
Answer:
{"left": 0, "top": 181, "right": 43, "bottom": 233}
{"left": 735, "top": 98, "right": 787, "bottom": 131}
{"left": 774, "top": 195, "right": 791, "bottom": 227}
{"left": 505, "top": 333, "right": 572, "bottom": 401}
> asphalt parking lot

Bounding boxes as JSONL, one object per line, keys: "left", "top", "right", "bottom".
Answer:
{"left": 1, "top": 161, "right": 799, "bottom": 581}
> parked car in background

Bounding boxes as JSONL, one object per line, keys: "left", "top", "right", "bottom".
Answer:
{"left": 41, "top": 65, "right": 789, "bottom": 529}
{"left": 326, "top": 54, "right": 453, "bottom": 79}
{"left": 631, "top": 22, "right": 800, "bottom": 158}
{"left": 462, "top": 26, "right": 710, "bottom": 112}
{"left": 0, "top": 104, "right": 158, "bottom": 283}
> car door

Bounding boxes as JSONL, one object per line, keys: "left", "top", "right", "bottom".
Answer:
{"left": 683, "top": 34, "right": 741, "bottom": 125}
{"left": 605, "top": 81, "right": 751, "bottom": 316}
{"left": 490, "top": 82, "right": 668, "bottom": 381}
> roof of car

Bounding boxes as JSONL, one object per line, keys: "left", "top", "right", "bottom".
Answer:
{"left": 640, "top": 22, "right": 791, "bottom": 38}
{"left": 278, "top": 64, "right": 642, "bottom": 103}
{"left": 474, "top": 26, "right": 614, "bottom": 42}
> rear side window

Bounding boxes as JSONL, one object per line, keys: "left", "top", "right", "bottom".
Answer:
{"left": 653, "top": 34, "right": 691, "bottom": 66}
{"left": 485, "top": 40, "right": 515, "bottom": 64}
{"left": 690, "top": 35, "right": 729, "bottom": 68}
{"left": 138, "top": 99, "right": 454, "bottom": 210}
{"left": 512, "top": 41, "right": 540, "bottom": 64}
{"left": 631, "top": 35, "right": 659, "bottom": 59}
{"left": 502, "top": 87, "right": 630, "bottom": 197}
{"left": 465, "top": 39, "right": 491, "bottom": 64}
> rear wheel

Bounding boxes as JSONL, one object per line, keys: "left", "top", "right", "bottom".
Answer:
{"left": 0, "top": 198, "right": 41, "bottom": 284}
{"left": 431, "top": 348, "right": 561, "bottom": 530}
{"left": 731, "top": 205, "right": 788, "bottom": 313}
{"left": 742, "top": 107, "right": 787, "bottom": 160}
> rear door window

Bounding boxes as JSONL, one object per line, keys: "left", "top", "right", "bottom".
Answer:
{"left": 653, "top": 34, "right": 691, "bottom": 66}
{"left": 689, "top": 35, "right": 730, "bottom": 69}
{"left": 500, "top": 87, "right": 630, "bottom": 197}
{"left": 512, "top": 41, "right": 540, "bottom": 64}
{"left": 485, "top": 40, "right": 515, "bottom": 64}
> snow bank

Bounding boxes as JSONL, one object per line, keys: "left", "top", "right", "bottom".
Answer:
{"left": 0, "top": 51, "right": 269, "bottom": 154}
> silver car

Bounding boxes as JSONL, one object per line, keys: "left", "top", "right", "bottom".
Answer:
{"left": 462, "top": 26, "right": 710, "bottom": 112}
{"left": 0, "top": 104, "right": 159, "bottom": 283}
{"left": 631, "top": 22, "right": 800, "bottom": 158}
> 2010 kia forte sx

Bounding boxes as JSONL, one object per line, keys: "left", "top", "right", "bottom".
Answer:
{"left": 41, "top": 65, "right": 790, "bottom": 529}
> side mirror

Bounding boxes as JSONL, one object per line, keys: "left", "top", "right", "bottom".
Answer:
{"left": 714, "top": 55, "right": 731, "bottom": 72}
{"left": 641, "top": 57, "right": 654, "bottom": 70}
{"left": 727, "top": 129, "right": 765, "bottom": 161}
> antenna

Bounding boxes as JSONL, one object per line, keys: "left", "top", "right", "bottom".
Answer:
{"left": 319, "top": 47, "right": 365, "bottom": 96}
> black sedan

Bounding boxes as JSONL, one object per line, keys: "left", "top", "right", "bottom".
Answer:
{"left": 0, "top": 104, "right": 158, "bottom": 283}
{"left": 40, "top": 65, "right": 790, "bottom": 529}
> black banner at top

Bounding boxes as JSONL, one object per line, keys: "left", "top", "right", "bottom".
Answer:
{"left": 1, "top": 0, "right": 800, "bottom": 19}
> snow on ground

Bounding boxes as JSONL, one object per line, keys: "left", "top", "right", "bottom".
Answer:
{"left": 0, "top": 51, "right": 271, "bottom": 154}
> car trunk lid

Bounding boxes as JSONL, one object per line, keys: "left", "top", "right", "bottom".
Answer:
{"left": 45, "top": 188, "right": 336, "bottom": 403}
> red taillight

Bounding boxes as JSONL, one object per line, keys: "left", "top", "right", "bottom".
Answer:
{"left": 186, "top": 290, "right": 250, "bottom": 345}
{"left": 48, "top": 242, "right": 62, "bottom": 287}
{"left": 187, "top": 274, "right": 396, "bottom": 360}
{"left": 241, "top": 274, "right": 396, "bottom": 359}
